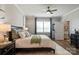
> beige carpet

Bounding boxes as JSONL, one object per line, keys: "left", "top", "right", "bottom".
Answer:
{"left": 55, "top": 40, "right": 79, "bottom": 55}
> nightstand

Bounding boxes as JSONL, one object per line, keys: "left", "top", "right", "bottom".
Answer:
{"left": 0, "top": 42, "right": 15, "bottom": 55}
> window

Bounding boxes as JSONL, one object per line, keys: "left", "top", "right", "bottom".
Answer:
{"left": 37, "top": 20, "right": 43, "bottom": 32}
{"left": 44, "top": 20, "right": 50, "bottom": 32}
{"left": 36, "top": 18, "right": 50, "bottom": 33}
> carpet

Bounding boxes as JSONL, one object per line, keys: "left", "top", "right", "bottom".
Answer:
{"left": 55, "top": 40, "right": 79, "bottom": 55}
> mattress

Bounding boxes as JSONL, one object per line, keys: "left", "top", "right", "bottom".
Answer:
{"left": 15, "top": 35, "right": 55, "bottom": 49}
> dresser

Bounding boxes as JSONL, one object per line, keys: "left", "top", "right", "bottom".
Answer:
{"left": 0, "top": 42, "right": 15, "bottom": 55}
{"left": 70, "top": 34, "right": 79, "bottom": 48}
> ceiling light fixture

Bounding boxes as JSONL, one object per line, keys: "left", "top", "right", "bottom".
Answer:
{"left": 46, "top": 6, "right": 57, "bottom": 14}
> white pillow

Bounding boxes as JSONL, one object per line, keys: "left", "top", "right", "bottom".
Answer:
{"left": 25, "top": 31, "right": 31, "bottom": 37}
{"left": 19, "top": 30, "right": 31, "bottom": 38}
{"left": 19, "top": 31, "right": 25, "bottom": 39}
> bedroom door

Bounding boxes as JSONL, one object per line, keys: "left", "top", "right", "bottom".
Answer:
{"left": 54, "top": 21, "right": 64, "bottom": 40}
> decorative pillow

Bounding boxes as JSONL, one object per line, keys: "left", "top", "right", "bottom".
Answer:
{"left": 12, "top": 29, "right": 20, "bottom": 39}
{"left": 18, "top": 30, "right": 31, "bottom": 38}
{"left": 25, "top": 30, "right": 31, "bottom": 37}
{"left": 19, "top": 31, "right": 25, "bottom": 39}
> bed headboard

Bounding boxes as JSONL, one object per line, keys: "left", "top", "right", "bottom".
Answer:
{"left": 11, "top": 25, "right": 23, "bottom": 30}
{"left": 8, "top": 25, "right": 23, "bottom": 41}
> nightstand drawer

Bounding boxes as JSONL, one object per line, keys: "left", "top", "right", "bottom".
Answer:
{"left": 0, "top": 42, "right": 15, "bottom": 55}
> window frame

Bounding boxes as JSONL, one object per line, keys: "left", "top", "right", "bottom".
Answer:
{"left": 36, "top": 18, "right": 50, "bottom": 33}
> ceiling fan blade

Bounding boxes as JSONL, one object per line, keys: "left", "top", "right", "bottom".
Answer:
{"left": 47, "top": 6, "right": 50, "bottom": 9}
{"left": 50, "top": 12, "right": 53, "bottom": 14}
{"left": 51, "top": 9, "right": 57, "bottom": 11}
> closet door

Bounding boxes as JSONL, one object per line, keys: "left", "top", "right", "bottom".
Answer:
{"left": 55, "top": 22, "right": 64, "bottom": 40}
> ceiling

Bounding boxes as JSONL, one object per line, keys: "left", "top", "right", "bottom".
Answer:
{"left": 16, "top": 4, "right": 79, "bottom": 17}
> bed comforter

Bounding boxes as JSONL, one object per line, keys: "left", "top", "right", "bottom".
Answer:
{"left": 15, "top": 35, "right": 55, "bottom": 49}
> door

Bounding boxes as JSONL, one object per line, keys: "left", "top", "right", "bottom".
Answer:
{"left": 55, "top": 21, "right": 64, "bottom": 40}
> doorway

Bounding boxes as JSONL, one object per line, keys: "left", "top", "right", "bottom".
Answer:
{"left": 64, "top": 21, "right": 70, "bottom": 40}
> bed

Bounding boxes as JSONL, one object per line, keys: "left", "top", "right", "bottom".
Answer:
{"left": 11, "top": 26, "right": 55, "bottom": 53}
{"left": 15, "top": 35, "right": 55, "bottom": 53}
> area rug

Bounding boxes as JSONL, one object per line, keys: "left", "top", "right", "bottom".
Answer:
{"left": 55, "top": 40, "right": 79, "bottom": 55}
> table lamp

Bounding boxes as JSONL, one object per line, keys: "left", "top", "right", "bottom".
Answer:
{"left": 0, "top": 24, "right": 11, "bottom": 42}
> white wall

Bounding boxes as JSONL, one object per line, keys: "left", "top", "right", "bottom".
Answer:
{"left": 4, "top": 5, "right": 24, "bottom": 27}
{"left": 63, "top": 8, "right": 79, "bottom": 34}
{"left": 0, "top": 5, "right": 8, "bottom": 23}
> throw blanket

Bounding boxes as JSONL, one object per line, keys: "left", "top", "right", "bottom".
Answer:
{"left": 31, "top": 35, "right": 41, "bottom": 44}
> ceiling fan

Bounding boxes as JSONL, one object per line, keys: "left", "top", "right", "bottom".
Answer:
{"left": 46, "top": 6, "right": 57, "bottom": 14}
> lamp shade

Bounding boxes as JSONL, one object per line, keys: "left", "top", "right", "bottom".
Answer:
{"left": 0, "top": 9, "right": 7, "bottom": 23}
{"left": 0, "top": 24, "right": 11, "bottom": 32}
{"left": 23, "top": 27, "right": 28, "bottom": 31}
